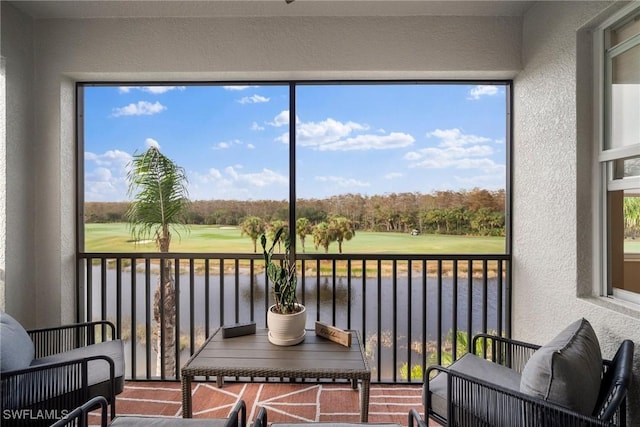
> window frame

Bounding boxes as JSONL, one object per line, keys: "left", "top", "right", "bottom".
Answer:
{"left": 595, "top": 3, "right": 640, "bottom": 303}
{"left": 76, "top": 80, "right": 513, "bottom": 257}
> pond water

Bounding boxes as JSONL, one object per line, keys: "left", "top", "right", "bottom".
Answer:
{"left": 89, "top": 267, "right": 504, "bottom": 380}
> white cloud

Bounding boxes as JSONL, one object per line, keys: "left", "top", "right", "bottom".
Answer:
{"left": 296, "top": 118, "right": 368, "bottom": 146}
{"left": 84, "top": 150, "right": 133, "bottom": 201}
{"left": 89, "top": 167, "right": 113, "bottom": 182}
{"left": 247, "top": 143, "right": 256, "bottom": 149}
{"left": 112, "top": 101, "right": 166, "bottom": 117}
{"left": 85, "top": 149, "right": 132, "bottom": 168}
{"left": 268, "top": 110, "right": 291, "bottom": 127}
{"left": 213, "top": 139, "right": 242, "bottom": 150}
{"left": 384, "top": 172, "right": 403, "bottom": 179}
{"left": 189, "top": 164, "right": 288, "bottom": 199}
{"left": 315, "top": 132, "right": 415, "bottom": 151}
{"left": 426, "top": 128, "right": 491, "bottom": 148}
{"left": 226, "top": 166, "right": 287, "bottom": 187}
{"left": 454, "top": 166, "right": 506, "bottom": 189}
{"left": 238, "top": 94, "right": 270, "bottom": 104}
{"left": 406, "top": 128, "right": 500, "bottom": 171}
{"left": 207, "top": 168, "right": 223, "bottom": 180}
{"left": 251, "top": 122, "right": 265, "bottom": 131}
{"left": 274, "top": 115, "right": 415, "bottom": 152}
{"left": 192, "top": 165, "right": 287, "bottom": 190}
{"left": 467, "top": 85, "right": 499, "bottom": 100}
{"left": 85, "top": 178, "right": 124, "bottom": 202}
{"left": 223, "top": 85, "right": 258, "bottom": 91}
{"left": 188, "top": 168, "right": 235, "bottom": 200}
{"left": 404, "top": 152, "right": 421, "bottom": 161}
{"left": 315, "top": 176, "right": 370, "bottom": 188}
{"left": 145, "top": 138, "right": 160, "bottom": 149}
{"left": 118, "top": 86, "right": 186, "bottom": 94}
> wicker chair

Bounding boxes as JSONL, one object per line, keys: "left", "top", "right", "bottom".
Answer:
{"left": 50, "top": 396, "right": 247, "bottom": 427}
{"left": 0, "top": 310, "right": 124, "bottom": 426}
{"left": 424, "top": 320, "right": 634, "bottom": 427}
{"left": 253, "top": 406, "right": 426, "bottom": 427}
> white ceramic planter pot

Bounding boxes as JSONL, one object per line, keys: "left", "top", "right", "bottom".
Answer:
{"left": 267, "top": 303, "right": 307, "bottom": 346}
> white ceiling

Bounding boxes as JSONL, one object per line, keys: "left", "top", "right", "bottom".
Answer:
{"left": 8, "top": 0, "right": 536, "bottom": 19}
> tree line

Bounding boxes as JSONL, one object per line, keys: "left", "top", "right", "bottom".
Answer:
{"left": 85, "top": 188, "right": 506, "bottom": 237}
{"left": 240, "top": 216, "right": 356, "bottom": 254}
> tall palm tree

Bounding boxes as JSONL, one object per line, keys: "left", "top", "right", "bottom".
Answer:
{"left": 126, "top": 146, "right": 189, "bottom": 378}
{"left": 268, "top": 220, "right": 287, "bottom": 252}
{"left": 329, "top": 216, "right": 355, "bottom": 254}
{"left": 312, "top": 222, "right": 333, "bottom": 253}
{"left": 240, "top": 216, "right": 265, "bottom": 252}
{"left": 296, "top": 217, "right": 313, "bottom": 253}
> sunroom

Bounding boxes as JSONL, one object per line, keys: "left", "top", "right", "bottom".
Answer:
{"left": 1, "top": 0, "right": 639, "bottom": 425}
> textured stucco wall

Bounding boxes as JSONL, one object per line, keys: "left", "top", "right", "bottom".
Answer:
{"left": 513, "top": 1, "right": 640, "bottom": 421}
{"left": 0, "top": 3, "right": 36, "bottom": 327}
{"left": 33, "top": 15, "right": 523, "bottom": 79}
{"left": 0, "top": 4, "right": 5, "bottom": 311}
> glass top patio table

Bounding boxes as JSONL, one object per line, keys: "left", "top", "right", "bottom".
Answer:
{"left": 181, "top": 328, "right": 371, "bottom": 421}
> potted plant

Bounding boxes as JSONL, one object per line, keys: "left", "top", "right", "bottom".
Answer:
{"left": 261, "top": 226, "right": 307, "bottom": 345}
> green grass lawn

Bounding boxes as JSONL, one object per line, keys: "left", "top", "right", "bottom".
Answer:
{"left": 625, "top": 239, "right": 640, "bottom": 253}
{"left": 84, "top": 223, "right": 506, "bottom": 254}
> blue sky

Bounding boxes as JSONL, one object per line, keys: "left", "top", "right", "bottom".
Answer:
{"left": 84, "top": 83, "right": 507, "bottom": 202}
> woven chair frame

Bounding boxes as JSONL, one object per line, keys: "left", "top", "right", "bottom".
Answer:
{"left": 425, "top": 335, "right": 633, "bottom": 427}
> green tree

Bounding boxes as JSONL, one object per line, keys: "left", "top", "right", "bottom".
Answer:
{"left": 470, "top": 207, "right": 493, "bottom": 235}
{"left": 424, "top": 209, "right": 446, "bottom": 233}
{"left": 329, "top": 216, "right": 355, "bottom": 254}
{"left": 489, "top": 211, "right": 505, "bottom": 236}
{"left": 313, "top": 222, "right": 333, "bottom": 253}
{"left": 296, "top": 217, "right": 313, "bottom": 253}
{"left": 624, "top": 196, "right": 640, "bottom": 238}
{"left": 240, "top": 216, "right": 265, "bottom": 252}
{"left": 126, "top": 146, "right": 189, "bottom": 378}
{"left": 268, "top": 220, "right": 287, "bottom": 252}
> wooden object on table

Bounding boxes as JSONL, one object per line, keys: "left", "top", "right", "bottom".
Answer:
{"left": 315, "top": 321, "right": 352, "bottom": 347}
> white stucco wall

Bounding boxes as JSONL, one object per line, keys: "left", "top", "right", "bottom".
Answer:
{"left": 513, "top": 0, "right": 640, "bottom": 421}
{"left": 0, "top": 5, "right": 6, "bottom": 311}
{"left": 0, "top": 3, "right": 36, "bottom": 327}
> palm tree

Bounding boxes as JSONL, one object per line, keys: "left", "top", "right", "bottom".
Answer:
{"left": 268, "top": 220, "right": 287, "bottom": 252}
{"left": 329, "top": 216, "right": 355, "bottom": 254}
{"left": 313, "top": 222, "right": 333, "bottom": 253}
{"left": 126, "top": 146, "right": 189, "bottom": 378}
{"left": 240, "top": 216, "right": 265, "bottom": 252}
{"left": 296, "top": 217, "right": 313, "bottom": 253}
{"left": 424, "top": 209, "right": 446, "bottom": 233}
{"left": 471, "top": 207, "right": 493, "bottom": 235}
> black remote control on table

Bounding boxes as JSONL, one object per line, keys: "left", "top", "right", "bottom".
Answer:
{"left": 221, "top": 321, "right": 256, "bottom": 338}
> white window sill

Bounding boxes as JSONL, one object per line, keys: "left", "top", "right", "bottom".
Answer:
{"left": 582, "top": 294, "right": 640, "bottom": 320}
